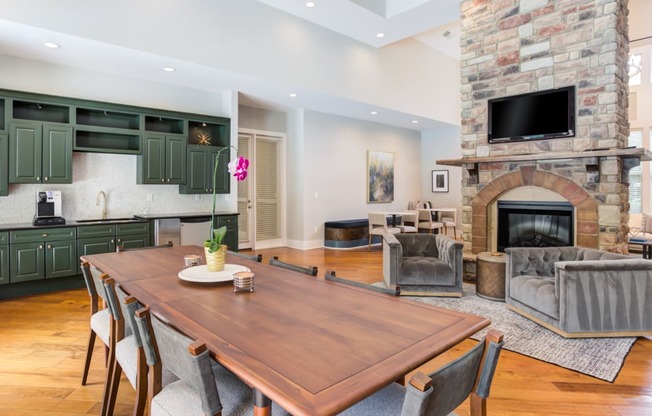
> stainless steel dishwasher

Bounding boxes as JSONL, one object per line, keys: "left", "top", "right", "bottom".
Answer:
{"left": 154, "top": 218, "right": 181, "bottom": 246}
{"left": 180, "top": 217, "right": 212, "bottom": 247}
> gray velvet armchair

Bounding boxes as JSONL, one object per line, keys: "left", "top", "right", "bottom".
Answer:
{"left": 383, "top": 232, "right": 464, "bottom": 296}
{"left": 505, "top": 246, "right": 652, "bottom": 338}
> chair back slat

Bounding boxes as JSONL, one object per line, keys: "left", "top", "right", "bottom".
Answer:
{"left": 269, "top": 256, "right": 318, "bottom": 276}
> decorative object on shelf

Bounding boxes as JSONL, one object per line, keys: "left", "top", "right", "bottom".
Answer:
{"left": 431, "top": 169, "right": 449, "bottom": 193}
{"left": 204, "top": 146, "right": 249, "bottom": 272}
{"left": 196, "top": 132, "right": 211, "bottom": 145}
{"left": 233, "top": 271, "right": 255, "bottom": 292}
{"left": 367, "top": 150, "right": 394, "bottom": 203}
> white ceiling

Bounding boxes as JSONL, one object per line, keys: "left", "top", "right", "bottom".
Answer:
{"left": 0, "top": 0, "right": 461, "bottom": 131}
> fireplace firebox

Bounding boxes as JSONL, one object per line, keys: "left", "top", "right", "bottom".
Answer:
{"left": 497, "top": 201, "right": 574, "bottom": 252}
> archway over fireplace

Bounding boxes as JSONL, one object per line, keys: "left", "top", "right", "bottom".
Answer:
{"left": 470, "top": 167, "right": 598, "bottom": 254}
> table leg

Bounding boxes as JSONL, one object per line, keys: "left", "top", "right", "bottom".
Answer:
{"left": 254, "top": 388, "right": 271, "bottom": 416}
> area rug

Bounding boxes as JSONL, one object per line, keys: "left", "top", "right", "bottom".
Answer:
{"left": 384, "top": 283, "right": 637, "bottom": 382}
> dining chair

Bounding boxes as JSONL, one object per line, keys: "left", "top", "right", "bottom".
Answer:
{"left": 269, "top": 256, "right": 318, "bottom": 276}
{"left": 80, "top": 261, "right": 111, "bottom": 386}
{"left": 338, "top": 329, "right": 504, "bottom": 416}
{"left": 116, "top": 240, "right": 173, "bottom": 252}
{"left": 227, "top": 249, "right": 263, "bottom": 263}
{"left": 368, "top": 212, "right": 401, "bottom": 251}
{"left": 324, "top": 270, "right": 400, "bottom": 296}
{"left": 134, "top": 306, "right": 289, "bottom": 416}
{"left": 417, "top": 209, "right": 443, "bottom": 234}
{"left": 101, "top": 277, "right": 149, "bottom": 416}
{"left": 398, "top": 211, "right": 418, "bottom": 233}
{"left": 439, "top": 209, "right": 458, "bottom": 238}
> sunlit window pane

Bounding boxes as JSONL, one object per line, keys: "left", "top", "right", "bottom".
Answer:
{"left": 629, "top": 53, "right": 642, "bottom": 86}
{"left": 629, "top": 130, "right": 643, "bottom": 214}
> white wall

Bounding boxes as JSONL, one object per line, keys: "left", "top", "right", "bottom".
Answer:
{"left": 297, "top": 110, "right": 421, "bottom": 248}
{"left": 421, "top": 127, "right": 463, "bottom": 231}
{"left": 0, "top": 56, "right": 236, "bottom": 224}
{"left": 239, "top": 105, "right": 287, "bottom": 133}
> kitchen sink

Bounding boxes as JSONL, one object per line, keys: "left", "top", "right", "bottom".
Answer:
{"left": 75, "top": 217, "right": 141, "bottom": 224}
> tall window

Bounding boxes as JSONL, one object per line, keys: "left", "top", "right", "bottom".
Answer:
{"left": 629, "top": 129, "right": 643, "bottom": 214}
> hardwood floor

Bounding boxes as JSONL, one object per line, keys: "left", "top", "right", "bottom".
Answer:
{"left": 0, "top": 246, "right": 650, "bottom": 415}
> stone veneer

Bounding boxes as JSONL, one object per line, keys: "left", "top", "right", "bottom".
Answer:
{"left": 459, "top": 0, "right": 631, "bottom": 253}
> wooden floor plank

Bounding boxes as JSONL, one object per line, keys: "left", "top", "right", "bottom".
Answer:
{"left": 0, "top": 246, "right": 649, "bottom": 415}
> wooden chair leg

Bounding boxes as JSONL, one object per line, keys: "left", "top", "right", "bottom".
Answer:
{"left": 104, "top": 362, "right": 122, "bottom": 416}
{"left": 104, "top": 344, "right": 109, "bottom": 367}
{"left": 470, "top": 392, "right": 487, "bottom": 416}
{"left": 81, "top": 330, "right": 96, "bottom": 385}
{"left": 100, "top": 346, "right": 117, "bottom": 416}
{"left": 133, "top": 350, "right": 148, "bottom": 416}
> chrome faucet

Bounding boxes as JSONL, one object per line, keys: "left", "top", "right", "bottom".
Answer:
{"left": 96, "top": 191, "right": 107, "bottom": 219}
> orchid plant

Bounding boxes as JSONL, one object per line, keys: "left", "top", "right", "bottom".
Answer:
{"left": 205, "top": 146, "right": 249, "bottom": 253}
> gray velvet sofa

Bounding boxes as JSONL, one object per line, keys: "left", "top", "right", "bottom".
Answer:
{"left": 505, "top": 246, "right": 652, "bottom": 338}
{"left": 383, "top": 232, "right": 463, "bottom": 296}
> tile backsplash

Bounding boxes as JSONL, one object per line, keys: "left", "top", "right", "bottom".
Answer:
{"left": 0, "top": 152, "right": 223, "bottom": 224}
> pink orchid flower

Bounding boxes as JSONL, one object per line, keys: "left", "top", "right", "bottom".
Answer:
{"left": 228, "top": 156, "right": 249, "bottom": 181}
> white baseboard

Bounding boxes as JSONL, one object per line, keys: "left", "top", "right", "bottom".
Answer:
{"left": 285, "top": 239, "right": 323, "bottom": 250}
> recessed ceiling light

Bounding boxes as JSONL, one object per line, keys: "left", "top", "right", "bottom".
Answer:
{"left": 289, "top": 93, "right": 298, "bottom": 98}
{"left": 376, "top": 33, "right": 385, "bottom": 38}
{"left": 163, "top": 67, "right": 176, "bottom": 72}
{"left": 306, "top": 1, "right": 316, "bottom": 7}
{"left": 370, "top": 111, "right": 378, "bottom": 115}
{"left": 411, "top": 120, "right": 419, "bottom": 124}
{"left": 43, "top": 42, "right": 60, "bottom": 49}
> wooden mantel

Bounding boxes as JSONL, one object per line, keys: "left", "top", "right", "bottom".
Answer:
{"left": 436, "top": 147, "right": 652, "bottom": 167}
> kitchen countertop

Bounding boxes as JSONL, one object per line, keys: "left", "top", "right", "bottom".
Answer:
{"left": 134, "top": 212, "right": 238, "bottom": 220}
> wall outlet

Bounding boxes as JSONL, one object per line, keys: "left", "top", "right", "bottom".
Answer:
{"left": 146, "top": 194, "right": 153, "bottom": 202}
{"left": 314, "top": 226, "right": 319, "bottom": 233}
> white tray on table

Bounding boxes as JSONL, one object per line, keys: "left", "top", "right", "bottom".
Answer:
{"left": 178, "top": 264, "right": 250, "bottom": 283}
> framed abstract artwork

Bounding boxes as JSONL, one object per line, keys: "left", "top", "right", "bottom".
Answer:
{"left": 432, "top": 170, "right": 449, "bottom": 193}
{"left": 367, "top": 150, "right": 394, "bottom": 203}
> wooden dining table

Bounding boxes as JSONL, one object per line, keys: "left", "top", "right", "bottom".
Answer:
{"left": 82, "top": 245, "right": 489, "bottom": 416}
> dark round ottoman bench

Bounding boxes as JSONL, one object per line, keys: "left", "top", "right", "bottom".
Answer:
{"left": 324, "top": 219, "right": 377, "bottom": 249}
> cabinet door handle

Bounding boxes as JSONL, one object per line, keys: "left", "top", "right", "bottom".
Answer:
{"left": 111, "top": 239, "right": 115, "bottom": 244}
{"left": 161, "top": 178, "right": 165, "bottom": 183}
{"left": 44, "top": 176, "right": 49, "bottom": 181}
{"left": 117, "top": 238, "right": 121, "bottom": 243}
{"left": 36, "top": 176, "right": 40, "bottom": 181}
{"left": 42, "top": 233, "right": 48, "bottom": 237}
{"left": 167, "top": 178, "right": 170, "bottom": 183}
{"left": 47, "top": 244, "right": 52, "bottom": 249}
{"left": 39, "top": 244, "right": 43, "bottom": 250}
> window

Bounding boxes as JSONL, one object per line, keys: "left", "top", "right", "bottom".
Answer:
{"left": 629, "top": 53, "right": 642, "bottom": 86}
{"left": 628, "top": 130, "right": 643, "bottom": 214}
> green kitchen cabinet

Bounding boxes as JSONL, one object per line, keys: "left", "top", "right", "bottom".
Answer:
{"left": 9, "top": 121, "right": 73, "bottom": 184}
{"left": 179, "top": 145, "right": 229, "bottom": 194}
{"left": 76, "top": 224, "right": 116, "bottom": 273}
{"left": 9, "top": 227, "right": 77, "bottom": 283}
{"left": 116, "top": 222, "right": 150, "bottom": 249}
{"left": 137, "top": 133, "right": 186, "bottom": 184}
{"left": 215, "top": 215, "right": 238, "bottom": 251}
{"left": 0, "top": 232, "right": 8, "bottom": 285}
{"left": 0, "top": 133, "right": 7, "bottom": 196}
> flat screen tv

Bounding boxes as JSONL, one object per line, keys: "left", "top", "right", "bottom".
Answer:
{"left": 488, "top": 86, "right": 575, "bottom": 143}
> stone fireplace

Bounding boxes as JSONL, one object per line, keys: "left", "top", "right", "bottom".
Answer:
{"left": 451, "top": 0, "right": 636, "bottom": 254}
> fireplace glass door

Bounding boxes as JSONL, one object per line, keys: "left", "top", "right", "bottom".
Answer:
{"left": 497, "top": 201, "right": 573, "bottom": 252}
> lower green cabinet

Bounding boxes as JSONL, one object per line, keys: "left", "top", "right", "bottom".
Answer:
{"left": 116, "top": 222, "right": 150, "bottom": 249}
{"left": 9, "top": 227, "right": 77, "bottom": 284}
{"left": 0, "top": 133, "right": 7, "bottom": 197}
{"left": 0, "top": 232, "right": 9, "bottom": 285}
{"left": 77, "top": 222, "right": 150, "bottom": 271}
{"left": 215, "top": 215, "right": 238, "bottom": 251}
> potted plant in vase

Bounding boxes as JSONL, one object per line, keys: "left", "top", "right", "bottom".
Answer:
{"left": 204, "top": 147, "right": 249, "bottom": 272}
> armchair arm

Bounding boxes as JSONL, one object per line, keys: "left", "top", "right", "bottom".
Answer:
{"left": 435, "top": 235, "right": 463, "bottom": 271}
{"left": 382, "top": 232, "right": 402, "bottom": 287}
{"left": 555, "top": 259, "right": 652, "bottom": 333}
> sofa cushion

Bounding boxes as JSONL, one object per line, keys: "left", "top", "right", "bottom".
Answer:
{"left": 509, "top": 275, "right": 559, "bottom": 320}
{"left": 398, "top": 257, "right": 455, "bottom": 287}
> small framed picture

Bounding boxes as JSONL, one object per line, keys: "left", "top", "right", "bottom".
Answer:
{"left": 432, "top": 170, "right": 449, "bottom": 193}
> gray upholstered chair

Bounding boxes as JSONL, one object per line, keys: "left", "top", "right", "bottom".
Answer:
{"left": 383, "top": 232, "right": 464, "bottom": 297}
{"left": 338, "top": 330, "right": 504, "bottom": 416}
{"left": 80, "top": 261, "right": 111, "bottom": 386}
{"left": 134, "top": 306, "right": 289, "bottom": 416}
{"left": 269, "top": 256, "right": 318, "bottom": 276}
{"left": 505, "top": 246, "right": 652, "bottom": 338}
{"left": 324, "top": 270, "right": 401, "bottom": 296}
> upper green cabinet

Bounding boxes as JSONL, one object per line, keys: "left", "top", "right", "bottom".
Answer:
{"left": 179, "top": 145, "right": 229, "bottom": 194}
{"left": 8, "top": 121, "right": 73, "bottom": 184}
{"left": 137, "top": 133, "right": 187, "bottom": 184}
{"left": 0, "top": 133, "right": 7, "bottom": 196}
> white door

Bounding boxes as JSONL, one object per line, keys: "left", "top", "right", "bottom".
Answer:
{"left": 237, "top": 130, "right": 283, "bottom": 249}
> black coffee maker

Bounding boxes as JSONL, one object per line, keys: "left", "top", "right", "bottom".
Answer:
{"left": 33, "top": 191, "right": 66, "bottom": 225}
